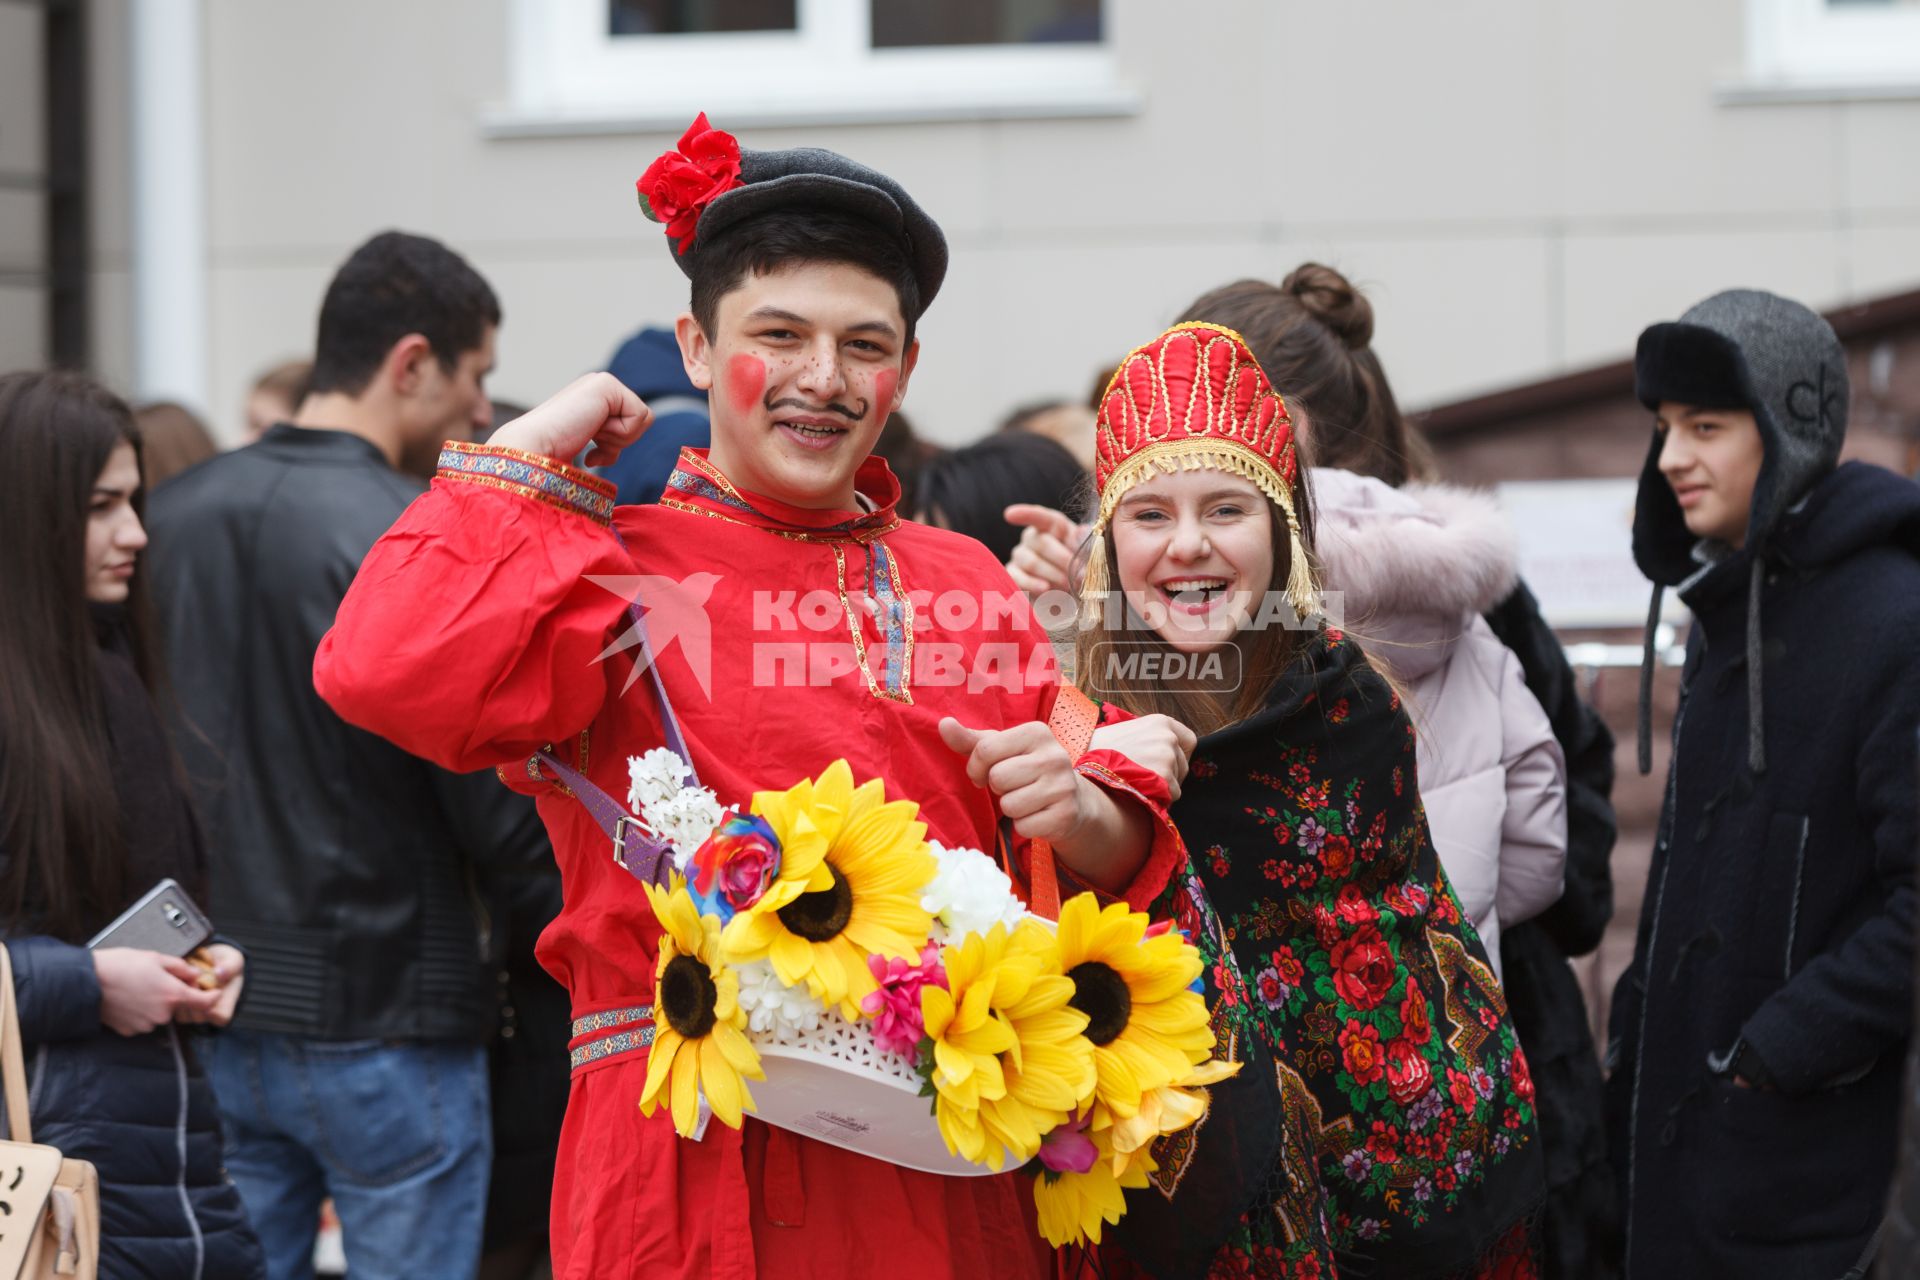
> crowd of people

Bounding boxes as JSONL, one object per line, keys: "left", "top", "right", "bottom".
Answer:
{"left": 0, "top": 112, "right": 1915, "bottom": 1280}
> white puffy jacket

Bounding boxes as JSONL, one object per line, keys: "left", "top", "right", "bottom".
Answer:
{"left": 1312, "top": 468, "right": 1567, "bottom": 979}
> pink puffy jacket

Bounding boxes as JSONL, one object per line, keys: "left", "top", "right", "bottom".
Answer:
{"left": 1312, "top": 468, "right": 1567, "bottom": 979}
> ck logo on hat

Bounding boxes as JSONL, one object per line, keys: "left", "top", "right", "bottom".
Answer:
{"left": 1785, "top": 362, "right": 1842, "bottom": 436}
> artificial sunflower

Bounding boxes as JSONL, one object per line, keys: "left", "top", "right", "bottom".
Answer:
{"left": 720, "top": 759, "right": 938, "bottom": 1018}
{"left": 1055, "top": 894, "right": 1223, "bottom": 1122}
{"left": 639, "top": 878, "right": 765, "bottom": 1136}
{"left": 1033, "top": 1120, "right": 1156, "bottom": 1248}
{"left": 923, "top": 918, "right": 1097, "bottom": 1170}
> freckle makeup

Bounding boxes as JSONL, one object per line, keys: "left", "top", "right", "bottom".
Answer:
{"left": 725, "top": 354, "right": 767, "bottom": 416}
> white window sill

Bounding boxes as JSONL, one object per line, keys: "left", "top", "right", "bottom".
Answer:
{"left": 1717, "top": 77, "right": 1920, "bottom": 104}
{"left": 481, "top": 82, "right": 1143, "bottom": 138}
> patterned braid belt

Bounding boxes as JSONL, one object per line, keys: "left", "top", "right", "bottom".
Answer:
{"left": 568, "top": 1005, "right": 655, "bottom": 1073}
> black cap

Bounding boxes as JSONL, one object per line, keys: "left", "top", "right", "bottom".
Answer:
{"left": 670, "top": 145, "right": 948, "bottom": 318}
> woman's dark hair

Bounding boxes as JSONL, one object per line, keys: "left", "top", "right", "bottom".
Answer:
{"left": 0, "top": 370, "right": 153, "bottom": 940}
{"left": 1178, "top": 265, "right": 1434, "bottom": 487}
{"left": 689, "top": 207, "right": 922, "bottom": 347}
{"left": 308, "top": 230, "right": 502, "bottom": 397}
{"left": 911, "top": 431, "right": 1089, "bottom": 564}
{"left": 1072, "top": 469, "right": 1321, "bottom": 737}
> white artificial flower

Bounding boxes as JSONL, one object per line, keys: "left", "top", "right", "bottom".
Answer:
{"left": 735, "top": 958, "right": 827, "bottom": 1038}
{"left": 920, "top": 842, "right": 1025, "bottom": 941}
{"left": 625, "top": 750, "right": 724, "bottom": 865}
{"left": 627, "top": 748, "right": 693, "bottom": 813}
{"left": 644, "top": 787, "right": 726, "bottom": 865}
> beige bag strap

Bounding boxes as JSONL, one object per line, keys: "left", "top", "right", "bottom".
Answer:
{"left": 0, "top": 944, "right": 36, "bottom": 1145}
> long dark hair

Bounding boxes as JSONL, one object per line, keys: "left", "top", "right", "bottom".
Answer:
{"left": 1178, "top": 265, "right": 1435, "bottom": 487}
{"left": 0, "top": 370, "right": 154, "bottom": 940}
{"left": 1073, "top": 470, "right": 1321, "bottom": 738}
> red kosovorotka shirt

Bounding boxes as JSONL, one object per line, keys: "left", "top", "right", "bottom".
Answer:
{"left": 314, "top": 445, "right": 1184, "bottom": 1280}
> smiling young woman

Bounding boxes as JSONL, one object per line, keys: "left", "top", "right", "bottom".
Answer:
{"left": 1071, "top": 325, "right": 1546, "bottom": 1280}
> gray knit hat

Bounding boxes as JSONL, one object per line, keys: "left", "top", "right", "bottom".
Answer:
{"left": 637, "top": 115, "right": 947, "bottom": 317}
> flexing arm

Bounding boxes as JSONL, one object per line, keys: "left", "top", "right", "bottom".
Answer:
{"left": 315, "top": 376, "right": 654, "bottom": 771}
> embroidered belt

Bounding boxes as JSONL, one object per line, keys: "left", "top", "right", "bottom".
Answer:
{"left": 569, "top": 1005, "right": 655, "bottom": 1073}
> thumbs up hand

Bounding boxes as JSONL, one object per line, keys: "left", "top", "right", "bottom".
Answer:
{"left": 938, "top": 717, "right": 1095, "bottom": 845}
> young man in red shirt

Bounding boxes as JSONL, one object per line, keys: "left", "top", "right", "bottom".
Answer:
{"left": 315, "top": 118, "right": 1181, "bottom": 1279}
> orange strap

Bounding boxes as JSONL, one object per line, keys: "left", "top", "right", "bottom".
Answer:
{"left": 1025, "top": 685, "right": 1101, "bottom": 921}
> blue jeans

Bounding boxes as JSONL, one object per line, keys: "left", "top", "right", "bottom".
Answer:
{"left": 203, "top": 1029, "right": 492, "bottom": 1280}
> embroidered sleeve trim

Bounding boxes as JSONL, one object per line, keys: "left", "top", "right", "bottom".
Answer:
{"left": 437, "top": 441, "right": 617, "bottom": 526}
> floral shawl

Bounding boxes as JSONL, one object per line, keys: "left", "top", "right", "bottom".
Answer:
{"left": 1174, "top": 629, "right": 1544, "bottom": 1278}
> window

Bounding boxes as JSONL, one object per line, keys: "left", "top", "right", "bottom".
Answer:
{"left": 1732, "top": 0, "right": 1920, "bottom": 99}
{"left": 492, "top": 0, "right": 1135, "bottom": 136}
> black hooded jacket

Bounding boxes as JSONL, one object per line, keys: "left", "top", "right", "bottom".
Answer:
{"left": 1607, "top": 460, "right": 1920, "bottom": 1278}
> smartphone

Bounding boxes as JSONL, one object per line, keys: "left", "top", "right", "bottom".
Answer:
{"left": 85, "top": 878, "right": 214, "bottom": 957}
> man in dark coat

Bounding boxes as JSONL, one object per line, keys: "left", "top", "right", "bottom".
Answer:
{"left": 148, "top": 232, "right": 551, "bottom": 1280}
{"left": 1606, "top": 288, "right": 1920, "bottom": 1279}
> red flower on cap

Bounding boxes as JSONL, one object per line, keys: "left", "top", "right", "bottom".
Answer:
{"left": 636, "top": 112, "right": 744, "bottom": 254}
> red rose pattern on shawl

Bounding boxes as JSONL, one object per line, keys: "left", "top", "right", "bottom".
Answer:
{"left": 1218, "top": 742, "right": 1535, "bottom": 1252}
{"left": 1157, "top": 632, "right": 1538, "bottom": 1273}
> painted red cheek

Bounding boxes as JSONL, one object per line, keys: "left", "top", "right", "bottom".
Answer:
{"left": 872, "top": 368, "right": 898, "bottom": 419}
{"left": 724, "top": 354, "right": 766, "bottom": 416}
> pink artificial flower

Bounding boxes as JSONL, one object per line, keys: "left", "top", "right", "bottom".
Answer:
{"left": 1038, "top": 1112, "right": 1097, "bottom": 1175}
{"left": 861, "top": 942, "right": 946, "bottom": 1058}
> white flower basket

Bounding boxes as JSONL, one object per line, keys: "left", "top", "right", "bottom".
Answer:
{"left": 748, "top": 1014, "right": 988, "bottom": 1176}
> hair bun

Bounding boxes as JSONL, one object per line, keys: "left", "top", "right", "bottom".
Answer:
{"left": 1282, "top": 262, "right": 1373, "bottom": 350}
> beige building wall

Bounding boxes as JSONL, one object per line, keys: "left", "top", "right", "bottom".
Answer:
{"left": 1, "top": 3, "right": 47, "bottom": 372}
{"left": 86, "top": 0, "right": 1920, "bottom": 449}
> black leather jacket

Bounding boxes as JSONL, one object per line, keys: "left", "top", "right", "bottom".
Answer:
{"left": 148, "top": 425, "right": 549, "bottom": 1042}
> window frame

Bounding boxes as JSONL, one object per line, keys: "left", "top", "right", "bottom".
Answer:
{"left": 490, "top": 0, "right": 1138, "bottom": 137}
{"left": 1727, "top": 0, "right": 1920, "bottom": 101}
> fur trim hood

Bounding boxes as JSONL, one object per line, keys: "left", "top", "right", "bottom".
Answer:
{"left": 1310, "top": 467, "right": 1520, "bottom": 678}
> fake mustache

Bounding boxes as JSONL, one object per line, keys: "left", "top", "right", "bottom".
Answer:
{"left": 767, "top": 396, "right": 872, "bottom": 422}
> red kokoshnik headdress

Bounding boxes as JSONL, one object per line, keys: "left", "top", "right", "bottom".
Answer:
{"left": 1084, "top": 322, "right": 1317, "bottom": 618}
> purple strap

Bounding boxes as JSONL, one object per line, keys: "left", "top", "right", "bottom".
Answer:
{"left": 533, "top": 526, "right": 700, "bottom": 888}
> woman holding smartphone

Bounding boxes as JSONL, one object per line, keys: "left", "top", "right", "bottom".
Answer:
{"left": 0, "top": 370, "right": 264, "bottom": 1277}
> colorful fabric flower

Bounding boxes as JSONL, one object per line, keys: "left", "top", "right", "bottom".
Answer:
{"left": 689, "top": 812, "right": 781, "bottom": 921}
